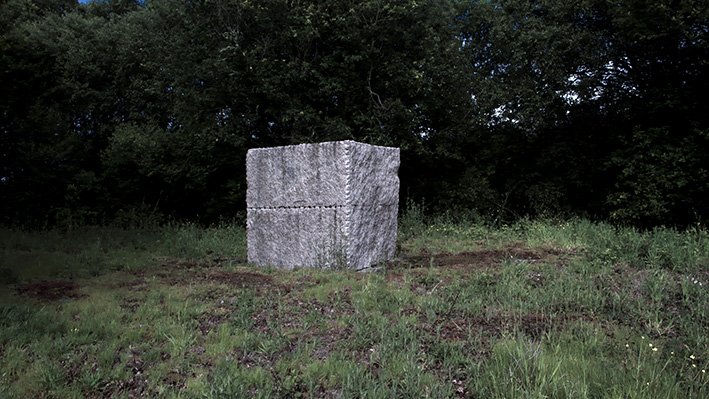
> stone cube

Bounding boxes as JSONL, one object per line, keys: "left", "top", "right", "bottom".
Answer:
{"left": 246, "top": 140, "right": 399, "bottom": 269}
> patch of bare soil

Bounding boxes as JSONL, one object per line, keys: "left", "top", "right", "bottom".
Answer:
{"left": 243, "top": 288, "right": 355, "bottom": 363}
{"left": 156, "top": 256, "right": 247, "bottom": 270}
{"left": 233, "top": 347, "right": 277, "bottom": 369}
{"left": 122, "top": 349, "right": 148, "bottom": 397}
{"left": 16, "top": 280, "right": 83, "bottom": 301}
{"left": 206, "top": 270, "right": 277, "bottom": 288}
{"left": 146, "top": 257, "right": 362, "bottom": 299}
{"left": 197, "top": 306, "right": 231, "bottom": 335}
{"left": 188, "top": 286, "right": 229, "bottom": 301}
{"left": 162, "top": 370, "right": 187, "bottom": 390}
{"left": 119, "top": 297, "right": 142, "bottom": 313}
{"left": 392, "top": 244, "right": 577, "bottom": 271}
{"left": 291, "top": 275, "right": 336, "bottom": 290}
{"left": 61, "top": 351, "right": 90, "bottom": 385}
{"left": 295, "top": 292, "right": 355, "bottom": 360}
{"left": 250, "top": 292, "right": 353, "bottom": 336}
{"left": 310, "top": 323, "right": 353, "bottom": 360}
{"left": 115, "top": 278, "right": 148, "bottom": 291}
{"left": 194, "top": 276, "right": 302, "bottom": 337}
{"left": 188, "top": 345, "right": 214, "bottom": 369}
{"left": 101, "top": 347, "right": 149, "bottom": 398}
{"left": 142, "top": 259, "right": 288, "bottom": 292}
{"left": 423, "top": 312, "right": 591, "bottom": 342}
{"left": 157, "top": 257, "right": 216, "bottom": 270}
{"left": 603, "top": 263, "right": 650, "bottom": 300}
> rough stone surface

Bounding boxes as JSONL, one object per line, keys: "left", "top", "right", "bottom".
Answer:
{"left": 348, "top": 143, "right": 400, "bottom": 206}
{"left": 246, "top": 141, "right": 348, "bottom": 208}
{"left": 345, "top": 204, "right": 398, "bottom": 268}
{"left": 247, "top": 207, "right": 346, "bottom": 269}
{"left": 246, "top": 140, "right": 399, "bottom": 269}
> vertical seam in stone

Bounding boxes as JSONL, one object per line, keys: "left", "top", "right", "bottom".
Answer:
{"left": 343, "top": 141, "right": 352, "bottom": 267}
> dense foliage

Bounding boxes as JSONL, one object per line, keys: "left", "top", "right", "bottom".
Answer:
{"left": 2, "top": 0, "right": 707, "bottom": 227}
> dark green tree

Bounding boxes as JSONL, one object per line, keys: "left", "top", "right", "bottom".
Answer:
{"left": 2, "top": 0, "right": 707, "bottom": 227}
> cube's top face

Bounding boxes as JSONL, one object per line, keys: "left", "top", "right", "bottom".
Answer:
{"left": 246, "top": 140, "right": 399, "bottom": 209}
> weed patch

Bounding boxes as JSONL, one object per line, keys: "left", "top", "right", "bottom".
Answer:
{"left": 389, "top": 243, "right": 578, "bottom": 271}
{"left": 206, "top": 270, "right": 276, "bottom": 288}
{"left": 1, "top": 220, "right": 707, "bottom": 397}
{"left": 16, "top": 280, "right": 83, "bottom": 301}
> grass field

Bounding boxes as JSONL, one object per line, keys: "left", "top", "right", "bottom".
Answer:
{"left": 0, "top": 218, "right": 708, "bottom": 398}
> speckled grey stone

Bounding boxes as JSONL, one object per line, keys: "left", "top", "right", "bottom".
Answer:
{"left": 246, "top": 140, "right": 399, "bottom": 269}
{"left": 345, "top": 204, "right": 398, "bottom": 268}
{"left": 246, "top": 142, "right": 348, "bottom": 208}
{"left": 348, "top": 143, "right": 400, "bottom": 207}
{"left": 246, "top": 207, "right": 347, "bottom": 269}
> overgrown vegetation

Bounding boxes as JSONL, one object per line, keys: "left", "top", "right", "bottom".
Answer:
{"left": 2, "top": 0, "right": 708, "bottom": 228}
{"left": 2, "top": 1, "right": 706, "bottom": 395}
{"left": 1, "top": 218, "right": 707, "bottom": 397}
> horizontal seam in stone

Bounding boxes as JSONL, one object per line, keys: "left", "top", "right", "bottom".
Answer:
{"left": 247, "top": 205, "right": 346, "bottom": 210}
{"left": 247, "top": 204, "right": 397, "bottom": 210}
{"left": 350, "top": 203, "right": 397, "bottom": 207}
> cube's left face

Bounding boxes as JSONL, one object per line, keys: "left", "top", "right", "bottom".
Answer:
{"left": 246, "top": 142, "right": 349, "bottom": 208}
{"left": 247, "top": 207, "right": 347, "bottom": 269}
{"left": 246, "top": 142, "right": 351, "bottom": 268}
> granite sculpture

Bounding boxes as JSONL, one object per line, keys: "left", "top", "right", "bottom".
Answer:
{"left": 246, "top": 140, "right": 399, "bottom": 269}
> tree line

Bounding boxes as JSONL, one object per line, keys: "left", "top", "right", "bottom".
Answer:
{"left": 1, "top": 0, "right": 707, "bottom": 228}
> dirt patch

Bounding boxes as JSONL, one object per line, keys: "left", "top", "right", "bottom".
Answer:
{"left": 143, "top": 258, "right": 288, "bottom": 290}
{"left": 157, "top": 256, "right": 247, "bottom": 270}
{"left": 247, "top": 290, "right": 355, "bottom": 362}
{"left": 310, "top": 324, "right": 352, "bottom": 360}
{"left": 595, "top": 263, "right": 651, "bottom": 307}
{"left": 392, "top": 244, "right": 576, "bottom": 271}
{"left": 100, "top": 347, "right": 149, "bottom": 398}
{"left": 119, "top": 297, "right": 142, "bottom": 313}
{"left": 61, "top": 351, "right": 91, "bottom": 385}
{"left": 162, "top": 371, "right": 187, "bottom": 389}
{"left": 115, "top": 278, "right": 148, "bottom": 291}
{"left": 423, "top": 312, "right": 590, "bottom": 342}
{"left": 149, "top": 268, "right": 206, "bottom": 285}
{"left": 142, "top": 265, "right": 287, "bottom": 292}
{"left": 234, "top": 347, "right": 276, "bottom": 369}
{"left": 206, "top": 270, "right": 277, "bottom": 288}
{"left": 409, "top": 246, "right": 567, "bottom": 269}
{"left": 158, "top": 257, "right": 214, "bottom": 270}
{"left": 16, "top": 280, "right": 83, "bottom": 301}
{"left": 120, "top": 348, "right": 148, "bottom": 397}
{"left": 193, "top": 276, "right": 315, "bottom": 337}
{"left": 197, "top": 306, "right": 231, "bottom": 335}
{"left": 249, "top": 289, "right": 355, "bottom": 340}
{"left": 188, "top": 345, "right": 214, "bottom": 369}
{"left": 290, "top": 275, "right": 334, "bottom": 291}
{"left": 386, "top": 244, "right": 576, "bottom": 291}
{"left": 188, "top": 286, "right": 229, "bottom": 301}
